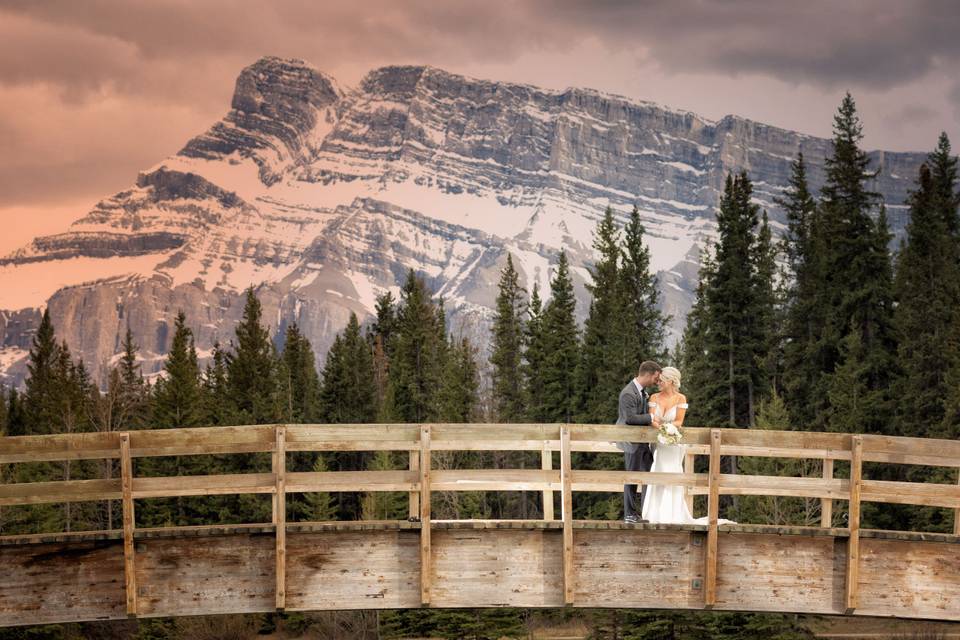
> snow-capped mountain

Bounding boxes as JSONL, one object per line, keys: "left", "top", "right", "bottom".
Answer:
{"left": 0, "top": 56, "right": 925, "bottom": 384}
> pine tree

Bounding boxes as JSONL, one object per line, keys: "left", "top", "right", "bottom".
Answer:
{"left": 621, "top": 205, "right": 668, "bottom": 365}
{"left": 578, "top": 208, "right": 630, "bottom": 423}
{"left": 388, "top": 270, "right": 446, "bottom": 423}
{"left": 522, "top": 282, "right": 548, "bottom": 421}
{"left": 490, "top": 254, "right": 527, "bottom": 422}
{"left": 438, "top": 336, "right": 480, "bottom": 423}
{"left": 152, "top": 312, "right": 202, "bottom": 429}
{"left": 817, "top": 93, "right": 897, "bottom": 435}
{"left": 682, "top": 249, "right": 727, "bottom": 427}
{"left": 201, "top": 342, "right": 230, "bottom": 426}
{"left": 281, "top": 322, "right": 321, "bottom": 423}
{"left": 319, "top": 313, "right": 376, "bottom": 424}
{"left": 226, "top": 288, "right": 279, "bottom": 425}
{"left": 777, "top": 154, "right": 827, "bottom": 430}
{"left": 360, "top": 450, "right": 407, "bottom": 520}
{"left": 303, "top": 454, "right": 338, "bottom": 522}
{"left": 539, "top": 251, "right": 580, "bottom": 423}
{"left": 23, "top": 309, "right": 61, "bottom": 435}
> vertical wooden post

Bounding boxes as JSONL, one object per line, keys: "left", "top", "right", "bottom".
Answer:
{"left": 542, "top": 441, "right": 554, "bottom": 521}
{"left": 419, "top": 425, "right": 432, "bottom": 605}
{"left": 560, "top": 426, "right": 574, "bottom": 605}
{"left": 273, "top": 425, "right": 287, "bottom": 610}
{"left": 119, "top": 432, "right": 137, "bottom": 616}
{"left": 821, "top": 457, "right": 834, "bottom": 528}
{"left": 704, "top": 429, "right": 721, "bottom": 608}
{"left": 684, "top": 452, "right": 696, "bottom": 516}
{"left": 954, "top": 469, "right": 960, "bottom": 536}
{"left": 408, "top": 450, "right": 420, "bottom": 519}
{"left": 845, "top": 435, "right": 863, "bottom": 613}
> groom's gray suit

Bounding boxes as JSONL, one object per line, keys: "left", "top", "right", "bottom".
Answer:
{"left": 617, "top": 379, "right": 655, "bottom": 520}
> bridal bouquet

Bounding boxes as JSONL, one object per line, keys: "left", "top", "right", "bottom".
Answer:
{"left": 656, "top": 422, "right": 683, "bottom": 445}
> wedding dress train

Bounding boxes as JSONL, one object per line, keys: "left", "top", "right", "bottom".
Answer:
{"left": 640, "top": 400, "right": 736, "bottom": 526}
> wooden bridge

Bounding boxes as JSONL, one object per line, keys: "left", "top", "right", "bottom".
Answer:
{"left": 1, "top": 423, "right": 959, "bottom": 627}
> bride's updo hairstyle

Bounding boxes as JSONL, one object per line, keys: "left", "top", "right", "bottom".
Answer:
{"left": 659, "top": 366, "right": 681, "bottom": 390}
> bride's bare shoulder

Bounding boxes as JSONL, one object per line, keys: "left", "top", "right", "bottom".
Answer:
{"left": 678, "top": 393, "right": 688, "bottom": 403}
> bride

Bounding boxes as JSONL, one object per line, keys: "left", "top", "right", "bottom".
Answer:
{"left": 641, "top": 366, "right": 735, "bottom": 525}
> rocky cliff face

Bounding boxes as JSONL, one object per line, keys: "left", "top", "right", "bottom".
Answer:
{"left": 0, "top": 56, "right": 926, "bottom": 384}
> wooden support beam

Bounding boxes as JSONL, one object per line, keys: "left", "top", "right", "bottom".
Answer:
{"left": 955, "top": 469, "right": 960, "bottom": 536}
{"left": 845, "top": 435, "right": 863, "bottom": 613}
{"left": 119, "top": 432, "right": 137, "bottom": 617}
{"left": 684, "top": 452, "right": 696, "bottom": 516}
{"left": 560, "top": 426, "right": 574, "bottom": 605}
{"left": 821, "top": 458, "right": 834, "bottom": 528}
{"left": 273, "top": 425, "right": 287, "bottom": 610}
{"left": 408, "top": 451, "right": 420, "bottom": 520}
{"left": 420, "top": 425, "right": 432, "bottom": 605}
{"left": 704, "top": 429, "right": 721, "bottom": 608}
{"left": 542, "top": 442, "right": 554, "bottom": 520}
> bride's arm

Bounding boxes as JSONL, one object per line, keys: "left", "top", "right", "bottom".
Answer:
{"left": 674, "top": 394, "right": 688, "bottom": 426}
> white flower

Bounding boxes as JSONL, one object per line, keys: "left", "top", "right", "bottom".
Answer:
{"left": 666, "top": 424, "right": 680, "bottom": 436}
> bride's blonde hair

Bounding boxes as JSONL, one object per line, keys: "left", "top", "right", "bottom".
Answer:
{"left": 659, "top": 366, "right": 681, "bottom": 390}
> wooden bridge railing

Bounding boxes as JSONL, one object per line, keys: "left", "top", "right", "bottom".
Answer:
{"left": 1, "top": 423, "right": 959, "bottom": 616}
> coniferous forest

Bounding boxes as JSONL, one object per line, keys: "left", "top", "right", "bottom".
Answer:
{"left": 2, "top": 96, "right": 960, "bottom": 639}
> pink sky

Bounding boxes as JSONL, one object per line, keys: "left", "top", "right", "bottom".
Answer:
{"left": 1, "top": 0, "right": 959, "bottom": 255}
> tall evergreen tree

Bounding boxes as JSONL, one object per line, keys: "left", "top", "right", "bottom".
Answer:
{"left": 281, "top": 322, "right": 321, "bottom": 423}
{"left": 620, "top": 205, "right": 668, "bottom": 365}
{"left": 438, "top": 336, "right": 480, "bottom": 423}
{"left": 387, "top": 271, "right": 446, "bottom": 423}
{"left": 578, "top": 208, "right": 630, "bottom": 423}
{"left": 818, "top": 93, "right": 897, "bottom": 434}
{"left": 226, "top": 288, "right": 279, "bottom": 424}
{"left": 319, "top": 313, "right": 377, "bottom": 424}
{"left": 201, "top": 342, "right": 230, "bottom": 426}
{"left": 23, "top": 309, "right": 61, "bottom": 435}
{"left": 522, "top": 282, "right": 548, "bottom": 421}
{"left": 489, "top": 254, "right": 527, "bottom": 422}
{"left": 152, "top": 312, "right": 202, "bottom": 429}
{"left": 539, "top": 251, "right": 580, "bottom": 423}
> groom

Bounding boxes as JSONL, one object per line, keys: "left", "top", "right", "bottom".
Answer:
{"left": 617, "top": 360, "right": 663, "bottom": 524}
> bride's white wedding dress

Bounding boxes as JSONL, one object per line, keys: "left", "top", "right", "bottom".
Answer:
{"left": 640, "top": 400, "right": 736, "bottom": 526}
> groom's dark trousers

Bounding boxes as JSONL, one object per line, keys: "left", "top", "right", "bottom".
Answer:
{"left": 616, "top": 379, "right": 655, "bottom": 519}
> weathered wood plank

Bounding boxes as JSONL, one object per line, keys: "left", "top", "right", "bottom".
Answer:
{"left": 132, "top": 472, "right": 275, "bottom": 498}
{"left": 561, "top": 426, "right": 574, "bottom": 605}
{"left": 120, "top": 433, "right": 137, "bottom": 616}
{"left": 0, "top": 478, "right": 121, "bottom": 506}
{"left": 684, "top": 452, "right": 696, "bottom": 516}
{"left": 284, "top": 531, "right": 420, "bottom": 610}
{"left": 856, "top": 537, "right": 960, "bottom": 621}
{"left": 542, "top": 443, "right": 554, "bottom": 520}
{"left": 822, "top": 458, "right": 834, "bottom": 528}
{"left": 420, "top": 425, "right": 432, "bottom": 605}
{"left": 129, "top": 425, "right": 275, "bottom": 457}
{"left": 956, "top": 470, "right": 960, "bottom": 537}
{"left": 135, "top": 534, "right": 274, "bottom": 617}
{"left": 572, "top": 529, "right": 705, "bottom": 609}
{"left": 409, "top": 450, "right": 420, "bottom": 520}
{"left": 273, "top": 425, "right": 286, "bottom": 610}
{"left": 286, "top": 470, "right": 418, "bottom": 493}
{"left": 0, "top": 431, "right": 120, "bottom": 464}
{"left": 718, "top": 473, "right": 850, "bottom": 500}
{"left": 861, "top": 478, "right": 960, "bottom": 508}
{"left": 431, "top": 529, "right": 563, "bottom": 607}
{"left": 704, "top": 429, "right": 721, "bottom": 607}
{"left": 0, "top": 540, "right": 126, "bottom": 627}
{"left": 571, "top": 470, "right": 708, "bottom": 493}
{"left": 846, "top": 435, "right": 863, "bottom": 613}
{"left": 713, "top": 532, "right": 845, "bottom": 615}
{"left": 431, "top": 469, "right": 560, "bottom": 491}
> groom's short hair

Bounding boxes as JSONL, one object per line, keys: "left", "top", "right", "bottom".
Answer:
{"left": 638, "top": 361, "right": 662, "bottom": 376}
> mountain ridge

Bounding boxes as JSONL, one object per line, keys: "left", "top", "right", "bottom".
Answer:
{"left": 0, "top": 56, "right": 927, "bottom": 385}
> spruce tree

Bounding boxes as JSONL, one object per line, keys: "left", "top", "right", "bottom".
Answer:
{"left": 777, "top": 154, "right": 828, "bottom": 430}
{"left": 522, "top": 282, "right": 548, "bottom": 421}
{"left": 152, "top": 312, "right": 202, "bottom": 429}
{"left": 489, "top": 254, "right": 527, "bottom": 422}
{"left": 23, "top": 309, "right": 61, "bottom": 435}
{"left": 578, "top": 208, "right": 630, "bottom": 423}
{"left": 281, "top": 322, "right": 321, "bottom": 423}
{"left": 201, "top": 342, "right": 230, "bottom": 426}
{"left": 818, "top": 93, "right": 897, "bottom": 434}
{"left": 681, "top": 250, "right": 726, "bottom": 427}
{"left": 319, "top": 313, "right": 376, "bottom": 424}
{"left": 226, "top": 288, "right": 279, "bottom": 425}
{"left": 388, "top": 270, "right": 445, "bottom": 423}
{"left": 438, "top": 336, "right": 480, "bottom": 423}
{"left": 539, "top": 251, "right": 580, "bottom": 423}
{"left": 621, "top": 205, "right": 667, "bottom": 365}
